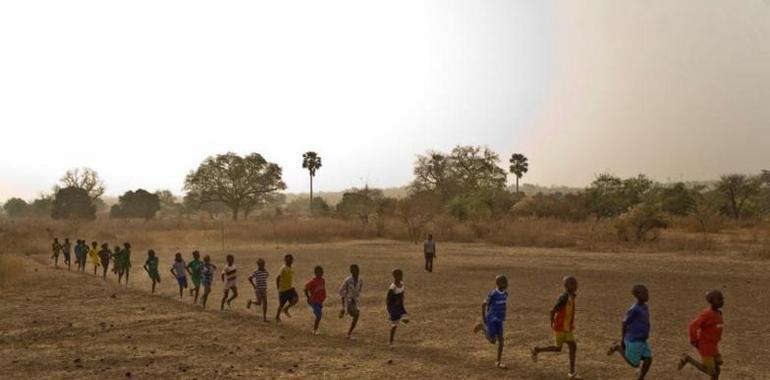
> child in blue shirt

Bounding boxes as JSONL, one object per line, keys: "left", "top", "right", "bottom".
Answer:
{"left": 473, "top": 275, "right": 508, "bottom": 369}
{"left": 607, "top": 284, "right": 653, "bottom": 380}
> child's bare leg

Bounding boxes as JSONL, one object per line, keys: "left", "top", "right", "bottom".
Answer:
{"left": 125, "top": 269, "right": 129, "bottom": 286}
{"left": 202, "top": 287, "right": 210, "bottom": 308}
{"left": 637, "top": 358, "right": 652, "bottom": 380}
{"left": 497, "top": 335, "right": 505, "bottom": 364}
{"left": 227, "top": 287, "right": 238, "bottom": 305}
{"left": 284, "top": 297, "right": 297, "bottom": 316}
{"left": 276, "top": 300, "right": 287, "bottom": 320}
{"left": 220, "top": 289, "right": 229, "bottom": 310}
{"left": 178, "top": 285, "right": 184, "bottom": 300}
{"left": 314, "top": 316, "right": 322, "bottom": 333}
{"left": 193, "top": 286, "right": 200, "bottom": 304}
{"left": 533, "top": 345, "right": 563, "bottom": 354}
{"left": 567, "top": 341, "right": 577, "bottom": 375}
{"left": 348, "top": 313, "right": 359, "bottom": 337}
{"left": 261, "top": 297, "right": 268, "bottom": 321}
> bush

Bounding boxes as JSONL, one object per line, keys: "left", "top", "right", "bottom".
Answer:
{"left": 615, "top": 203, "right": 668, "bottom": 242}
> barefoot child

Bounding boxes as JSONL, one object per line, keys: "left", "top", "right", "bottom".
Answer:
{"left": 51, "top": 238, "right": 62, "bottom": 267}
{"left": 143, "top": 250, "right": 161, "bottom": 293}
{"left": 607, "top": 285, "right": 653, "bottom": 380}
{"left": 200, "top": 255, "right": 217, "bottom": 308}
{"left": 304, "top": 265, "right": 327, "bottom": 334}
{"left": 275, "top": 254, "right": 298, "bottom": 321}
{"left": 678, "top": 290, "right": 725, "bottom": 380}
{"left": 98, "top": 243, "right": 111, "bottom": 278}
{"left": 117, "top": 243, "right": 132, "bottom": 286}
{"left": 75, "top": 240, "right": 87, "bottom": 272}
{"left": 531, "top": 275, "right": 582, "bottom": 380}
{"left": 473, "top": 275, "right": 508, "bottom": 368}
{"left": 187, "top": 251, "right": 204, "bottom": 303}
{"left": 221, "top": 254, "right": 238, "bottom": 310}
{"left": 111, "top": 245, "right": 121, "bottom": 275}
{"left": 88, "top": 241, "right": 100, "bottom": 275}
{"left": 170, "top": 253, "right": 188, "bottom": 300}
{"left": 387, "top": 269, "right": 409, "bottom": 346}
{"left": 62, "top": 238, "right": 72, "bottom": 270}
{"left": 247, "top": 258, "right": 269, "bottom": 322}
{"left": 339, "top": 264, "right": 363, "bottom": 340}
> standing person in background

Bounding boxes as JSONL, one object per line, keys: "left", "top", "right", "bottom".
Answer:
{"left": 423, "top": 234, "right": 436, "bottom": 273}
{"left": 51, "top": 238, "right": 62, "bottom": 267}
{"left": 199, "top": 255, "right": 217, "bottom": 309}
{"left": 339, "top": 264, "right": 363, "bottom": 340}
{"left": 88, "top": 241, "right": 100, "bottom": 275}
{"left": 187, "top": 251, "right": 204, "bottom": 304}
{"left": 220, "top": 254, "right": 238, "bottom": 310}
{"left": 62, "top": 238, "right": 72, "bottom": 271}
{"left": 98, "top": 243, "right": 111, "bottom": 278}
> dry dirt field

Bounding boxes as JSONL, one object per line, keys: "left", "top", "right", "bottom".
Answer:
{"left": 1, "top": 240, "right": 768, "bottom": 379}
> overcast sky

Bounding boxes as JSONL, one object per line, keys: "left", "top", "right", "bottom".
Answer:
{"left": 1, "top": 1, "right": 768, "bottom": 202}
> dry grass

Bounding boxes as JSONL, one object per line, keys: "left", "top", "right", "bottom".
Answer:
{"left": 0, "top": 255, "right": 25, "bottom": 289}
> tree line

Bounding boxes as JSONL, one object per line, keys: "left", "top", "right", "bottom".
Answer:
{"left": 2, "top": 148, "right": 769, "bottom": 240}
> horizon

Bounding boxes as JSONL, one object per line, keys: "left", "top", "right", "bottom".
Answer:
{"left": 2, "top": 1, "right": 769, "bottom": 202}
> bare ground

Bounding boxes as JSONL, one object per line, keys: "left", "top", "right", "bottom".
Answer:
{"left": 1, "top": 240, "right": 768, "bottom": 379}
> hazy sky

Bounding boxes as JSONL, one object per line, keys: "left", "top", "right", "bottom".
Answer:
{"left": 1, "top": 1, "right": 768, "bottom": 202}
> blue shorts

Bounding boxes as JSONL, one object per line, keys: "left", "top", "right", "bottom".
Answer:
{"left": 624, "top": 339, "right": 652, "bottom": 367}
{"left": 176, "top": 276, "right": 188, "bottom": 288}
{"left": 310, "top": 302, "right": 323, "bottom": 319}
{"left": 485, "top": 314, "right": 504, "bottom": 339}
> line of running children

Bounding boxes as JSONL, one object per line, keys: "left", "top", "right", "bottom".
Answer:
{"left": 474, "top": 275, "right": 724, "bottom": 380}
{"left": 51, "top": 238, "right": 724, "bottom": 379}
{"left": 51, "top": 237, "right": 133, "bottom": 284}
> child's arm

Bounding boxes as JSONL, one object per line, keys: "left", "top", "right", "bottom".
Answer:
{"left": 275, "top": 273, "right": 281, "bottom": 290}
{"left": 688, "top": 313, "right": 706, "bottom": 348}
{"left": 386, "top": 289, "right": 394, "bottom": 311}
{"left": 480, "top": 300, "right": 488, "bottom": 324}
{"left": 170, "top": 267, "right": 176, "bottom": 277}
{"left": 185, "top": 263, "right": 192, "bottom": 276}
{"left": 304, "top": 284, "right": 311, "bottom": 302}
{"left": 248, "top": 275, "right": 257, "bottom": 289}
{"left": 143, "top": 263, "right": 149, "bottom": 273}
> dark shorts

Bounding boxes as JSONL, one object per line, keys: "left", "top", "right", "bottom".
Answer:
{"left": 279, "top": 288, "right": 298, "bottom": 304}
{"left": 310, "top": 302, "right": 323, "bottom": 319}
{"left": 191, "top": 275, "right": 201, "bottom": 287}
{"left": 485, "top": 315, "right": 503, "bottom": 339}
{"left": 176, "top": 276, "right": 188, "bottom": 288}
{"left": 345, "top": 299, "right": 360, "bottom": 316}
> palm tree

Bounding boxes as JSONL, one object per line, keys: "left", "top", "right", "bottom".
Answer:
{"left": 508, "top": 153, "right": 529, "bottom": 194}
{"left": 302, "top": 151, "right": 322, "bottom": 215}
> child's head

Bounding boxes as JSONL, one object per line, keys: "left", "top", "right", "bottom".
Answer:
{"left": 563, "top": 276, "right": 578, "bottom": 293}
{"left": 54, "top": 237, "right": 59, "bottom": 242}
{"left": 203, "top": 255, "right": 211, "bottom": 264}
{"left": 350, "top": 264, "right": 360, "bottom": 277}
{"left": 314, "top": 265, "right": 324, "bottom": 278}
{"left": 392, "top": 268, "right": 403, "bottom": 282}
{"left": 114, "top": 246, "right": 120, "bottom": 251}
{"left": 427, "top": 233, "right": 433, "bottom": 240}
{"left": 284, "top": 254, "right": 294, "bottom": 266}
{"left": 174, "top": 252, "right": 182, "bottom": 261}
{"left": 632, "top": 284, "right": 649, "bottom": 303}
{"left": 226, "top": 254, "right": 234, "bottom": 265}
{"left": 148, "top": 249, "right": 156, "bottom": 258}
{"left": 65, "top": 238, "right": 70, "bottom": 243}
{"left": 124, "top": 242, "right": 131, "bottom": 249}
{"left": 192, "top": 250, "right": 200, "bottom": 259}
{"left": 102, "top": 243, "right": 109, "bottom": 249}
{"left": 257, "top": 258, "right": 265, "bottom": 270}
{"left": 706, "top": 289, "right": 724, "bottom": 309}
{"left": 496, "top": 275, "right": 508, "bottom": 290}
{"left": 91, "top": 241, "right": 97, "bottom": 248}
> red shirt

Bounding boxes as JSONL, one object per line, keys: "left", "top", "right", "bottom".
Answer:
{"left": 688, "top": 308, "right": 723, "bottom": 356}
{"left": 305, "top": 277, "right": 326, "bottom": 304}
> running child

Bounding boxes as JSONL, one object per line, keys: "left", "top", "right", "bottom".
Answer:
{"left": 143, "top": 249, "right": 161, "bottom": 293}
{"left": 247, "top": 258, "right": 269, "bottom": 322}
{"left": 75, "top": 240, "right": 87, "bottom": 272}
{"left": 221, "top": 254, "right": 238, "bottom": 310}
{"left": 607, "top": 284, "right": 653, "bottom": 380}
{"left": 117, "top": 243, "right": 132, "bottom": 286}
{"left": 275, "top": 254, "right": 298, "bottom": 321}
{"left": 531, "top": 275, "right": 582, "bottom": 380}
{"left": 200, "top": 255, "right": 217, "bottom": 308}
{"left": 170, "top": 252, "right": 187, "bottom": 299}
{"left": 62, "top": 238, "right": 72, "bottom": 270}
{"left": 473, "top": 275, "right": 508, "bottom": 368}
{"left": 88, "top": 241, "right": 100, "bottom": 275}
{"left": 112, "top": 245, "right": 121, "bottom": 275}
{"left": 187, "top": 250, "right": 204, "bottom": 303}
{"left": 51, "top": 238, "right": 62, "bottom": 267}
{"left": 386, "top": 268, "right": 409, "bottom": 346}
{"left": 339, "top": 264, "right": 363, "bottom": 340}
{"left": 304, "top": 265, "right": 327, "bottom": 334}
{"left": 98, "top": 243, "right": 111, "bottom": 278}
{"left": 677, "top": 290, "right": 725, "bottom": 380}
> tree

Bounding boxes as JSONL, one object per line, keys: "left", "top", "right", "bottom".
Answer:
{"left": 584, "top": 173, "right": 625, "bottom": 220}
{"left": 508, "top": 153, "right": 529, "bottom": 193}
{"left": 155, "top": 190, "right": 184, "bottom": 218}
{"left": 411, "top": 152, "right": 456, "bottom": 201}
{"left": 716, "top": 174, "right": 762, "bottom": 219}
{"left": 184, "top": 152, "right": 287, "bottom": 221}
{"left": 31, "top": 195, "right": 54, "bottom": 217}
{"left": 396, "top": 191, "right": 443, "bottom": 241}
{"left": 183, "top": 192, "right": 230, "bottom": 220}
{"left": 56, "top": 167, "right": 105, "bottom": 200}
{"left": 51, "top": 187, "right": 96, "bottom": 220}
{"left": 449, "top": 145, "right": 507, "bottom": 192}
{"left": 110, "top": 189, "right": 160, "bottom": 220}
{"left": 336, "top": 186, "right": 383, "bottom": 226}
{"left": 3, "top": 198, "right": 29, "bottom": 218}
{"left": 302, "top": 151, "right": 322, "bottom": 215}
{"left": 659, "top": 182, "right": 696, "bottom": 216}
